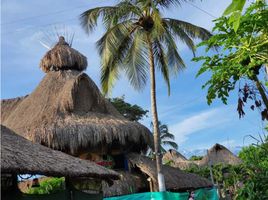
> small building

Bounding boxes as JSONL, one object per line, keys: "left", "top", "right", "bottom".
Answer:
{"left": 1, "top": 125, "right": 119, "bottom": 199}
{"left": 2, "top": 36, "right": 152, "bottom": 171}
{"left": 128, "top": 154, "right": 213, "bottom": 192}
{"left": 198, "top": 143, "right": 242, "bottom": 167}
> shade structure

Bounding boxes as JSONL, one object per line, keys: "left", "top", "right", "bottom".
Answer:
{"left": 128, "top": 154, "right": 213, "bottom": 191}
{"left": 1, "top": 125, "right": 119, "bottom": 181}
{"left": 198, "top": 143, "right": 242, "bottom": 166}
{"left": 40, "top": 36, "right": 87, "bottom": 73}
{"left": 2, "top": 70, "right": 152, "bottom": 155}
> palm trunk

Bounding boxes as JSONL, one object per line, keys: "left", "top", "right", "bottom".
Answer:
{"left": 147, "top": 34, "right": 166, "bottom": 192}
{"left": 252, "top": 74, "right": 268, "bottom": 110}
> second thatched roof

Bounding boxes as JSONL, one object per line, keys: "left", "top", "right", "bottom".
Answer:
{"left": 128, "top": 154, "right": 212, "bottom": 191}
{"left": 198, "top": 143, "right": 242, "bottom": 166}
{"left": 40, "top": 36, "right": 87, "bottom": 73}
{"left": 2, "top": 70, "right": 152, "bottom": 154}
{"left": 1, "top": 125, "right": 119, "bottom": 181}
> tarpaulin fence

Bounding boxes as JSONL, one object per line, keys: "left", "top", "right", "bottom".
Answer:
{"left": 105, "top": 188, "right": 218, "bottom": 200}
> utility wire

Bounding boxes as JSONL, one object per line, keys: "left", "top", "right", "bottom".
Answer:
{"left": 2, "top": 18, "right": 78, "bottom": 36}
{"left": 185, "top": 2, "right": 217, "bottom": 19}
{"left": 1, "top": 0, "right": 107, "bottom": 26}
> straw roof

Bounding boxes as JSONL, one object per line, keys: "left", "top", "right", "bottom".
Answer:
{"left": 162, "top": 150, "right": 198, "bottom": 170}
{"left": 2, "top": 70, "right": 152, "bottom": 154}
{"left": 102, "top": 171, "right": 146, "bottom": 197}
{"left": 198, "top": 143, "right": 242, "bottom": 166}
{"left": 128, "top": 153, "right": 212, "bottom": 191}
{"left": 163, "top": 149, "right": 187, "bottom": 163}
{"left": 40, "top": 36, "right": 87, "bottom": 73}
{"left": 1, "top": 125, "right": 119, "bottom": 181}
{"left": 1, "top": 96, "right": 27, "bottom": 122}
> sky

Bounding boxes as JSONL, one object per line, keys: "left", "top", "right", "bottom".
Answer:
{"left": 1, "top": 0, "right": 265, "bottom": 153}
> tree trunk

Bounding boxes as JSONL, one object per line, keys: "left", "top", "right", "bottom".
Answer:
{"left": 252, "top": 74, "right": 268, "bottom": 110}
{"left": 147, "top": 35, "right": 166, "bottom": 192}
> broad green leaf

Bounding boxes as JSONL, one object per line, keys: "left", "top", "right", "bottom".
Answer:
{"left": 223, "top": 0, "right": 246, "bottom": 16}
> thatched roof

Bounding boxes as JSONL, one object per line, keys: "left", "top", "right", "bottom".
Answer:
{"left": 162, "top": 150, "right": 198, "bottom": 170}
{"left": 1, "top": 125, "right": 119, "bottom": 181}
{"left": 2, "top": 70, "right": 152, "bottom": 154}
{"left": 1, "top": 96, "right": 27, "bottom": 122}
{"left": 128, "top": 154, "right": 212, "bottom": 191}
{"left": 40, "top": 36, "right": 87, "bottom": 73}
{"left": 198, "top": 143, "right": 242, "bottom": 166}
{"left": 163, "top": 149, "right": 187, "bottom": 163}
{"left": 102, "top": 171, "right": 146, "bottom": 197}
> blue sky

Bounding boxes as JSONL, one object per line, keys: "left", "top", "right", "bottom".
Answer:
{"left": 1, "top": 0, "right": 264, "bottom": 153}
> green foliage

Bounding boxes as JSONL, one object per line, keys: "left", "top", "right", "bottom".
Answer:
{"left": 80, "top": 0, "right": 212, "bottom": 95}
{"left": 184, "top": 135, "right": 268, "bottom": 199}
{"left": 223, "top": 0, "right": 246, "bottom": 32}
{"left": 194, "top": 1, "right": 268, "bottom": 118}
{"left": 236, "top": 136, "right": 268, "bottom": 200}
{"left": 109, "top": 96, "right": 148, "bottom": 121}
{"left": 27, "top": 177, "right": 65, "bottom": 195}
{"left": 185, "top": 165, "right": 210, "bottom": 179}
{"left": 150, "top": 121, "right": 178, "bottom": 153}
{"left": 189, "top": 155, "right": 203, "bottom": 161}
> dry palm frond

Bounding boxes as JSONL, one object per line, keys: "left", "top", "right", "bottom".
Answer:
{"left": 2, "top": 71, "right": 152, "bottom": 154}
{"left": 40, "top": 36, "right": 87, "bottom": 73}
{"left": 1, "top": 125, "right": 119, "bottom": 181}
{"left": 128, "top": 153, "right": 212, "bottom": 191}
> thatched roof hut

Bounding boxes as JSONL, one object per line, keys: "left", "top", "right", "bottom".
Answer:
{"left": 40, "top": 36, "right": 87, "bottom": 73}
{"left": 1, "top": 96, "right": 27, "bottom": 122}
{"left": 1, "top": 125, "right": 119, "bottom": 181}
{"left": 163, "top": 149, "right": 187, "bottom": 163}
{"left": 198, "top": 144, "right": 242, "bottom": 167}
{"left": 128, "top": 154, "right": 212, "bottom": 191}
{"left": 162, "top": 149, "right": 197, "bottom": 170}
{"left": 2, "top": 43, "right": 152, "bottom": 155}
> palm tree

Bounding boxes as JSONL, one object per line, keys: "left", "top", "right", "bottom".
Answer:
{"left": 149, "top": 121, "right": 178, "bottom": 154}
{"left": 80, "top": 0, "right": 212, "bottom": 191}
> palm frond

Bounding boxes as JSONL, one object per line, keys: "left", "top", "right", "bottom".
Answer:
{"left": 160, "top": 132, "right": 175, "bottom": 140}
{"left": 161, "top": 26, "right": 186, "bottom": 74}
{"left": 124, "top": 29, "right": 149, "bottom": 90}
{"left": 153, "top": 39, "right": 171, "bottom": 95}
{"left": 99, "top": 22, "right": 138, "bottom": 94}
{"left": 162, "top": 140, "right": 178, "bottom": 150}
{"left": 165, "top": 18, "right": 212, "bottom": 41}
{"left": 80, "top": 6, "right": 115, "bottom": 34}
{"left": 154, "top": 0, "right": 188, "bottom": 8}
{"left": 105, "top": 1, "right": 142, "bottom": 29}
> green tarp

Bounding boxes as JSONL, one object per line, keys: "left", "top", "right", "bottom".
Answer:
{"left": 105, "top": 188, "right": 218, "bottom": 200}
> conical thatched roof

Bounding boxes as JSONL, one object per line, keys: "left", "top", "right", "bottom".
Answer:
{"left": 163, "top": 149, "right": 187, "bottom": 163}
{"left": 1, "top": 125, "right": 119, "bottom": 181}
{"left": 2, "top": 70, "right": 152, "bottom": 154}
{"left": 1, "top": 96, "right": 27, "bottom": 122}
{"left": 128, "top": 154, "right": 212, "bottom": 191}
{"left": 40, "top": 36, "right": 87, "bottom": 73}
{"left": 198, "top": 143, "right": 242, "bottom": 166}
{"left": 162, "top": 149, "right": 197, "bottom": 170}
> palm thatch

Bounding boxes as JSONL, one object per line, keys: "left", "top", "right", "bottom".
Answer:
{"left": 1, "top": 125, "right": 119, "bottom": 181}
{"left": 40, "top": 36, "right": 87, "bottom": 73}
{"left": 163, "top": 149, "right": 187, "bottom": 162}
{"left": 102, "top": 171, "right": 147, "bottom": 197}
{"left": 1, "top": 96, "right": 27, "bottom": 122}
{"left": 128, "top": 153, "right": 212, "bottom": 191}
{"left": 162, "top": 150, "right": 197, "bottom": 170}
{"left": 198, "top": 143, "right": 242, "bottom": 166}
{"left": 2, "top": 70, "right": 152, "bottom": 154}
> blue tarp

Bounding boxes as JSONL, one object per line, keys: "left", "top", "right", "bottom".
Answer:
{"left": 105, "top": 188, "right": 219, "bottom": 200}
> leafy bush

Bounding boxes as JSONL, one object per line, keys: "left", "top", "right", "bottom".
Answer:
{"left": 27, "top": 177, "right": 65, "bottom": 195}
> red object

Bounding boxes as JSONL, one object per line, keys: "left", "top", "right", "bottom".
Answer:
{"left": 96, "top": 161, "right": 113, "bottom": 166}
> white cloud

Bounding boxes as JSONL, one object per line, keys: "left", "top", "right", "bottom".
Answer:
{"left": 170, "top": 107, "right": 233, "bottom": 145}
